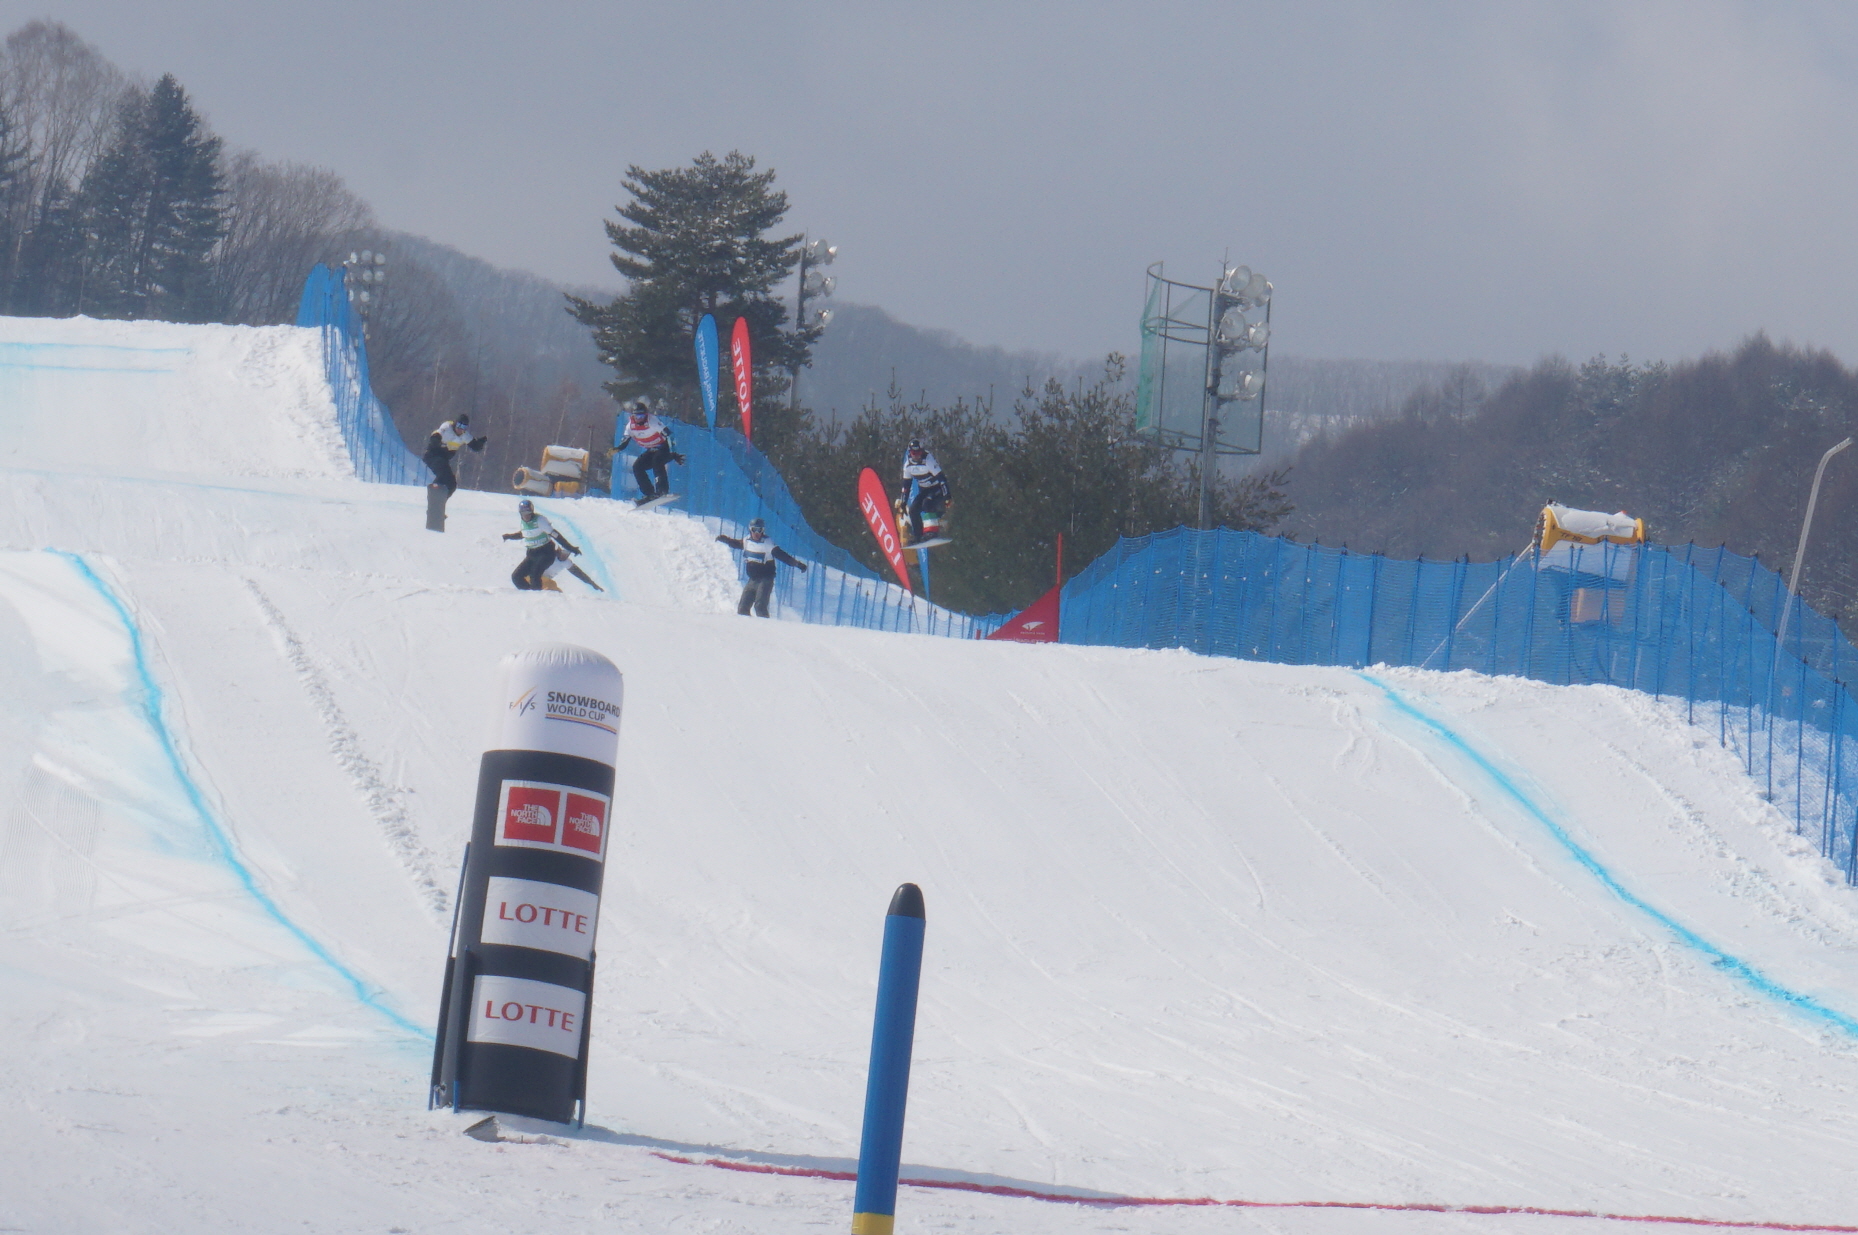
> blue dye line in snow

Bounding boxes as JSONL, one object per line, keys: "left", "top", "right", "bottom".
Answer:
{"left": 0, "top": 362, "right": 179, "bottom": 374}
{"left": 1361, "top": 672, "right": 1858, "bottom": 1039}
{"left": 57, "top": 550, "right": 429, "bottom": 1040}
{"left": 540, "top": 507, "right": 619, "bottom": 599}
{"left": 0, "top": 340, "right": 191, "bottom": 353}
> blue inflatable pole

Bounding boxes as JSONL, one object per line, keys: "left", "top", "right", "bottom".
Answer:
{"left": 851, "top": 883, "right": 925, "bottom": 1235}
{"left": 695, "top": 314, "right": 720, "bottom": 429}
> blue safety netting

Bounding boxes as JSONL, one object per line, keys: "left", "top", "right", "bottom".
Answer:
{"left": 1059, "top": 526, "right": 1858, "bottom": 883}
{"left": 296, "top": 264, "right": 425, "bottom": 485}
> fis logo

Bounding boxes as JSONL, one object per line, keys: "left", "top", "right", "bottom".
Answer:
{"left": 510, "top": 687, "right": 540, "bottom": 718}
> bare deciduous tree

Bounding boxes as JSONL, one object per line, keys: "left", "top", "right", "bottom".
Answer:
{"left": 0, "top": 20, "right": 129, "bottom": 303}
{"left": 215, "top": 152, "right": 374, "bottom": 324}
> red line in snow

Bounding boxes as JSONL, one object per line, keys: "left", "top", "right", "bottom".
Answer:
{"left": 650, "top": 1153, "right": 1858, "bottom": 1232}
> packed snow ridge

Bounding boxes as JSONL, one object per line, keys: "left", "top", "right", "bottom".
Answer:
{"left": 2, "top": 314, "right": 1857, "bottom": 1234}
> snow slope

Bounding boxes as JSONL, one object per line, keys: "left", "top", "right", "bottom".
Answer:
{"left": 2, "top": 315, "right": 1857, "bottom": 1234}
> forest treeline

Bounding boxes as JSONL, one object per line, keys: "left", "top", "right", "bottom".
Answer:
{"left": 1282, "top": 336, "right": 1858, "bottom": 624}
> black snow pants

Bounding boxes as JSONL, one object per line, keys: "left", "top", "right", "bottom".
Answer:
{"left": 425, "top": 447, "right": 458, "bottom": 494}
{"left": 906, "top": 483, "right": 947, "bottom": 538}
{"left": 512, "top": 543, "right": 555, "bottom": 590}
{"left": 737, "top": 576, "right": 774, "bottom": 617}
{"left": 633, "top": 445, "right": 673, "bottom": 498}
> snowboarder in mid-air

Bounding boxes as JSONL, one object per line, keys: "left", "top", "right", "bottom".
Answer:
{"left": 897, "top": 439, "right": 950, "bottom": 544}
{"left": 715, "top": 517, "right": 807, "bottom": 617}
{"left": 423, "top": 413, "right": 487, "bottom": 496}
{"left": 502, "top": 498, "right": 585, "bottom": 590}
{"left": 613, "top": 398, "right": 685, "bottom": 505}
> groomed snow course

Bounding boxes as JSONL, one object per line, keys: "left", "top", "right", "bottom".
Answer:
{"left": 1, "top": 314, "right": 1858, "bottom": 1235}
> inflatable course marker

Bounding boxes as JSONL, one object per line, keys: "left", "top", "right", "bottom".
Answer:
{"left": 430, "top": 644, "right": 623, "bottom": 1125}
{"left": 851, "top": 883, "right": 926, "bottom": 1235}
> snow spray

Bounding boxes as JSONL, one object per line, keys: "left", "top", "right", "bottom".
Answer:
{"left": 851, "top": 883, "right": 926, "bottom": 1235}
{"left": 430, "top": 644, "right": 623, "bottom": 1125}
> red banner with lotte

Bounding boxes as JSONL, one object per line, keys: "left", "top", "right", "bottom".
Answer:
{"left": 731, "top": 317, "right": 753, "bottom": 443}
{"left": 858, "top": 467, "right": 912, "bottom": 592}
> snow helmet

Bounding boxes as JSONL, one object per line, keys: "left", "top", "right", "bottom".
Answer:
{"left": 456, "top": 413, "right": 469, "bottom": 427}
{"left": 748, "top": 517, "right": 767, "bottom": 536}
{"left": 517, "top": 498, "right": 534, "bottom": 517}
{"left": 630, "top": 397, "right": 651, "bottom": 413}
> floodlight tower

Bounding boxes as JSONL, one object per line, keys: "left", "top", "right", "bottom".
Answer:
{"left": 1199, "top": 265, "right": 1272, "bottom": 528}
{"left": 791, "top": 237, "right": 838, "bottom": 413}
{"left": 343, "top": 249, "right": 388, "bottom": 338}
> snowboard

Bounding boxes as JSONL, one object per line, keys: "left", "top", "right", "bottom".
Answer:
{"left": 425, "top": 483, "right": 450, "bottom": 532}
{"left": 632, "top": 493, "right": 681, "bottom": 511}
{"left": 908, "top": 537, "right": 952, "bottom": 550}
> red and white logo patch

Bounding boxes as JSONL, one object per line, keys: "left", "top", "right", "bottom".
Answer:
{"left": 495, "top": 780, "right": 611, "bottom": 861}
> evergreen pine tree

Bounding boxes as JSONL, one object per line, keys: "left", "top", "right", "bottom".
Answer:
{"left": 71, "top": 74, "right": 225, "bottom": 321}
{"left": 568, "top": 151, "right": 815, "bottom": 425}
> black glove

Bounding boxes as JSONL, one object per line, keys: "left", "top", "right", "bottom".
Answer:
{"left": 715, "top": 535, "right": 729, "bottom": 544}
{"left": 501, "top": 532, "right": 521, "bottom": 541}
{"left": 797, "top": 562, "right": 809, "bottom": 573}
{"left": 469, "top": 436, "right": 487, "bottom": 452}
{"left": 672, "top": 453, "right": 687, "bottom": 465}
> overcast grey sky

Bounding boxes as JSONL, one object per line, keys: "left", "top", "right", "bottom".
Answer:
{"left": 6, "top": 1, "right": 1857, "bottom": 367}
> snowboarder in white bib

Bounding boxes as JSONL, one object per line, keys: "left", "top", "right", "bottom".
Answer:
{"left": 423, "top": 412, "right": 487, "bottom": 495}
{"left": 502, "top": 498, "right": 583, "bottom": 590}
{"left": 898, "top": 439, "right": 949, "bottom": 543}
{"left": 614, "top": 398, "right": 685, "bottom": 504}
{"left": 715, "top": 517, "right": 807, "bottom": 617}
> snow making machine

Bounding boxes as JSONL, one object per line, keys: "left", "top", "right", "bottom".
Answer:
{"left": 1534, "top": 503, "right": 1647, "bottom": 625}
{"left": 512, "top": 444, "right": 592, "bottom": 499}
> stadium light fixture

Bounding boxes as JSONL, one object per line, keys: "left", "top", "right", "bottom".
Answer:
{"left": 792, "top": 236, "right": 840, "bottom": 413}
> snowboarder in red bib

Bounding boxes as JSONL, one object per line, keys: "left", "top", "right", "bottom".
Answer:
{"left": 715, "top": 517, "right": 807, "bottom": 617}
{"left": 614, "top": 398, "right": 685, "bottom": 504}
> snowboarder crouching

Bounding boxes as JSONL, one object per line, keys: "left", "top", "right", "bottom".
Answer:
{"left": 614, "top": 398, "right": 685, "bottom": 504}
{"left": 502, "top": 498, "right": 583, "bottom": 590}
{"left": 898, "top": 439, "right": 949, "bottom": 542}
{"left": 423, "top": 412, "right": 487, "bottom": 495}
{"left": 715, "top": 517, "right": 807, "bottom": 617}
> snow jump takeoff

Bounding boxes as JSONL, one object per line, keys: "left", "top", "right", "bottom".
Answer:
{"left": 716, "top": 517, "right": 807, "bottom": 617}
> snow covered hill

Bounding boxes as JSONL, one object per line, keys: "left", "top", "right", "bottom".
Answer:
{"left": 2, "top": 315, "right": 1857, "bottom": 1234}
